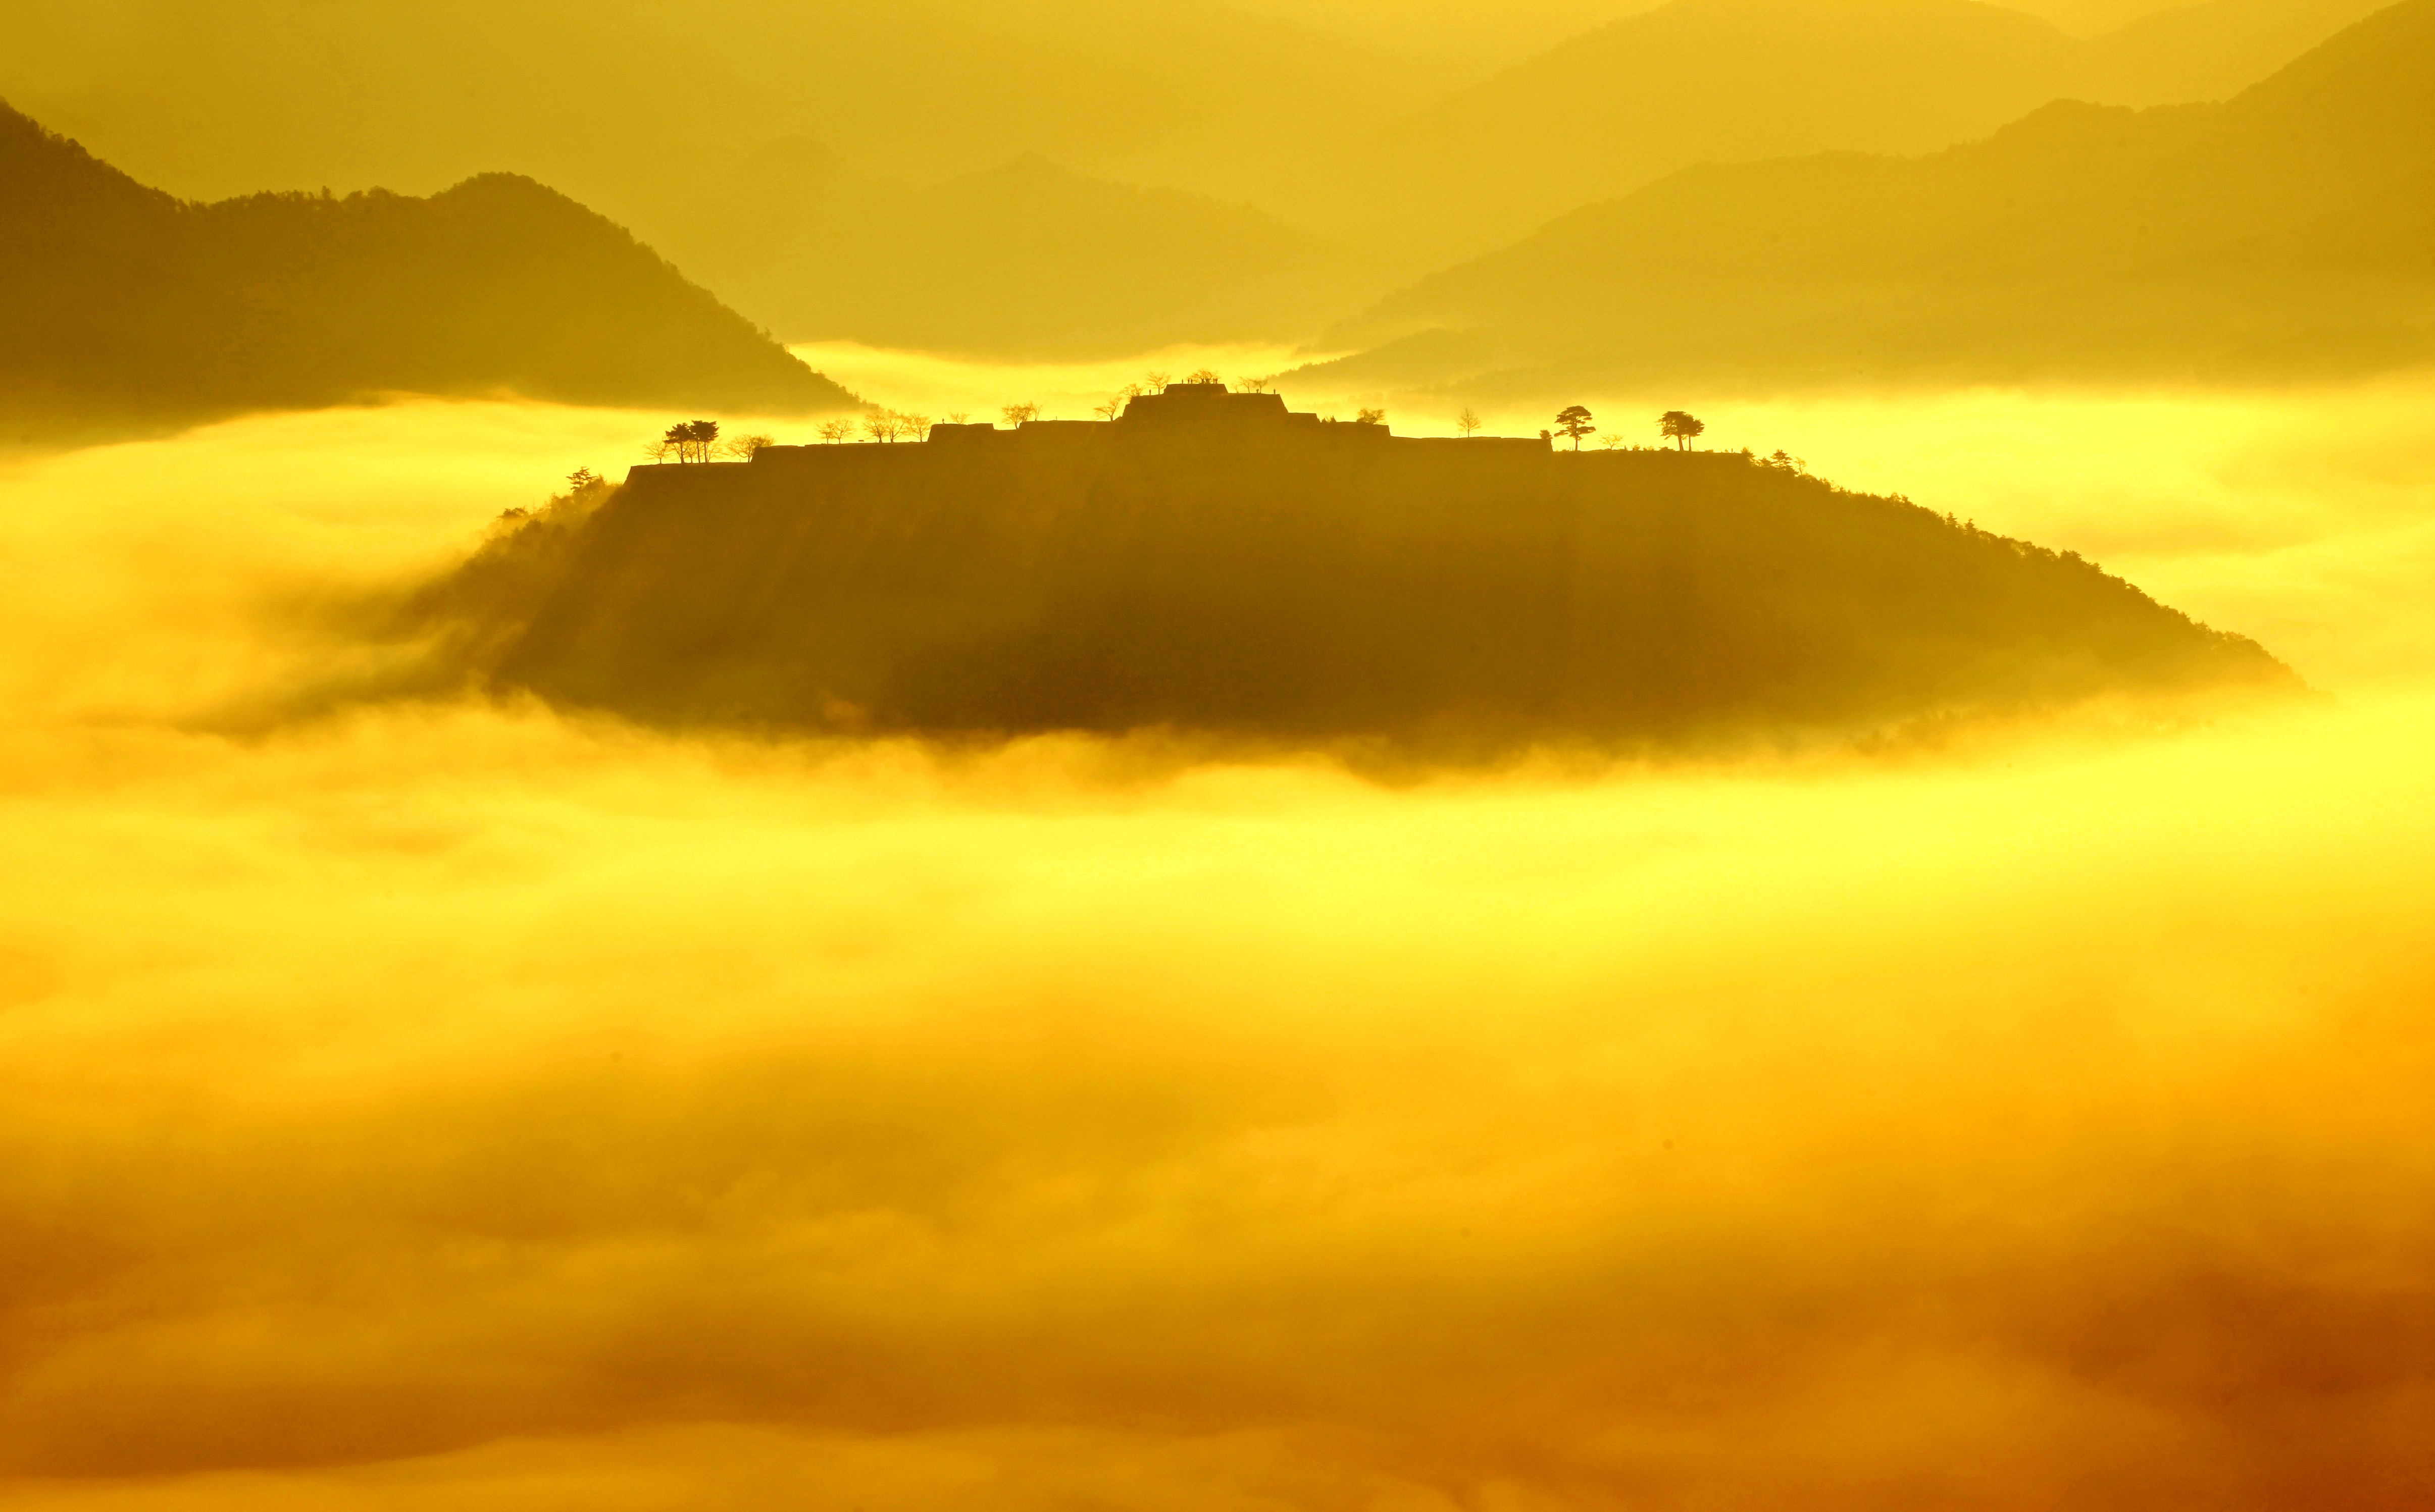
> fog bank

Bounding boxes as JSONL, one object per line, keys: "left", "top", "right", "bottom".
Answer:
{"left": 3, "top": 390, "right": 2432, "bottom": 1507}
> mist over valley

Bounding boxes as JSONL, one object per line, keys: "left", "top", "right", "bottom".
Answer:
{"left": 4, "top": 1, "right": 2434, "bottom": 1506}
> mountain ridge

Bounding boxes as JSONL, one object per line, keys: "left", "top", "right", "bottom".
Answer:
{"left": 0, "top": 101, "right": 859, "bottom": 440}
{"left": 1288, "top": 0, "right": 2395, "bottom": 264}
{"left": 1300, "top": 0, "right": 2435, "bottom": 396}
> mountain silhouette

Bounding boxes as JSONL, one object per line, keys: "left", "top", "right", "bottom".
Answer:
{"left": 1295, "top": 0, "right": 2390, "bottom": 265}
{"left": 1309, "top": 0, "right": 2435, "bottom": 395}
{"left": 0, "top": 0, "right": 1452, "bottom": 242}
{"left": 1313, "top": 0, "right": 2083, "bottom": 265}
{"left": 418, "top": 386, "right": 2296, "bottom": 752}
{"left": 12, "top": 0, "right": 2365, "bottom": 368}
{"left": 2076, "top": 0, "right": 2397, "bottom": 100}
{"left": 649, "top": 148, "right": 1373, "bottom": 357}
{"left": 0, "top": 102, "right": 858, "bottom": 440}
{"left": 2005, "top": 0, "right": 2357, "bottom": 37}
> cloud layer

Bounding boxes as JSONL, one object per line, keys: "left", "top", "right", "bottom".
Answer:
{"left": 3, "top": 395, "right": 2433, "bottom": 1507}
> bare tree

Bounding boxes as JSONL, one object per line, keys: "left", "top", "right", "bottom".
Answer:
{"left": 1553, "top": 405, "right": 1595, "bottom": 450}
{"left": 1598, "top": 432, "right": 1626, "bottom": 450}
{"left": 1238, "top": 374, "right": 1276, "bottom": 394}
{"left": 1143, "top": 370, "right": 1172, "bottom": 391}
{"left": 899, "top": 412, "right": 933, "bottom": 441}
{"left": 1184, "top": 368, "right": 1224, "bottom": 386}
{"left": 1355, "top": 407, "right": 1386, "bottom": 427}
{"left": 945, "top": 412, "right": 972, "bottom": 425}
{"left": 863, "top": 411, "right": 902, "bottom": 443}
{"left": 1456, "top": 407, "right": 1482, "bottom": 439}
{"left": 817, "top": 418, "right": 854, "bottom": 444}
{"left": 1001, "top": 401, "right": 1041, "bottom": 427}
{"left": 724, "top": 432, "right": 776, "bottom": 460}
{"left": 1658, "top": 410, "right": 1706, "bottom": 450}
{"left": 1095, "top": 382, "right": 1151, "bottom": 421}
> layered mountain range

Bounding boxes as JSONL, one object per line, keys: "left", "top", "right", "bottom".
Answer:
{"left": 3, "top": 0, "right": 2420, "bottom": 411}
{"left": 1, "top": 0, "right": 2396, "bottom": 361}
{"left": 1305, "top": 0, "right": 2435, "bottom": 395}
{"left": 1302, "top": 0, "right": 2400, "bottom": 263}
{"left": 646, "top": 148, "right": 1373, "bottom": 359}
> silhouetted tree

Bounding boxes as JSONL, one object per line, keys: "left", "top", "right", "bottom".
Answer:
{"left": 1239, "top": 375, "right": 1276, "bottom": 394}
{"left": 1143, "top": 371, "right": 1172, "bottom": 391}
{"left": 1094, "top": 396, "right": 1125, "bottom": 421}
{"left": 652, "top": 422, "right": 724, "bottom": 464}
{"left": 1185, "top": 369, "right": 1224, "bottom": 386}
{"left": 817, "top": 419, "right": 854, "bottom": 444}
{"left": 1002, "top": 401, "right": 1041, "bottom": 427}
{"left": 567, "top": 467, "right": 603, "bottom": 492}
{"left": 1456, "top": 407, "right": 1483, "bottom": 439}
{"left": 864, "top": 412, "right": 902, "bottom": 443}
{"left": 1554, "top": 405, "right": 1595, "bottom": 450}
{"left": 1659, "top": 410, "right": 1705, "bottom": 450}
{"left": 1356, "top": 407, "right": 1386, "bottom": 427}
{"left": 899, "top": 412, "right": 933, "bottom": 441}
{"left": 724, "top": 432, "right": 776, "bottom": 460}
{"left": 945, "top": 412, "right": 972, "bottom": 425}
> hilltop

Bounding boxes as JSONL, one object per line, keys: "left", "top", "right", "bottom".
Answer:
{"left": 419, "top": 385, "right": 2295, "bottom": 753}
{"left": 0, "top": 103, "right": 858, "bottom": 440}
{"left": 1308, "top": 0, "right": 2435, "bottom": 395}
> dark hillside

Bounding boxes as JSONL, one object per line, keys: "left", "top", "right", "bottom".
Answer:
{"left": 426, "top": 387, "right": 2295, "bottom": 752}
{"left": 0, "top": 102, "right": 857, "bottom": 439}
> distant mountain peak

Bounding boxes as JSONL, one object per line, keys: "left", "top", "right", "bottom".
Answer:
{"left": 1315, "top": 0, "right": 2435, "bottom": 395}
{"left": 0, "top": 103, "right": 859, "bottom": 438}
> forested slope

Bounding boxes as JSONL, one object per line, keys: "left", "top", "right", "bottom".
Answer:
{"left": 0, "top": 102, "right": 858, "bottom": 439}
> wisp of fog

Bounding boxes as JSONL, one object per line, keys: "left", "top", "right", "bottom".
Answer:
{"left": 3, "top": 384, "right": 2433, "bottom": 1508}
